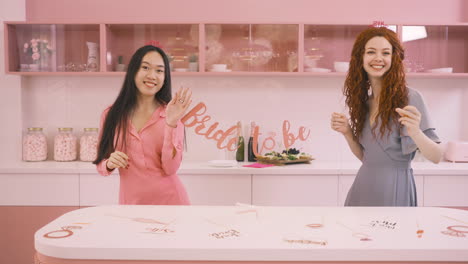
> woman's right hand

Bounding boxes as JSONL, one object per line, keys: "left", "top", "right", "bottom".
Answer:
{"left": 331, "top": 112, "right": 352, "bottom": 135}
{"left": 106, "top": 151, "right": 129, "bottom": 170}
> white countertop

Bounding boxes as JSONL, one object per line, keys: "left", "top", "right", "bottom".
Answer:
{"left": 1, "top": 160, "right": 468, "bottom": 175}
{"left": 35, "top": 205, "right": 468, "bottom": 261}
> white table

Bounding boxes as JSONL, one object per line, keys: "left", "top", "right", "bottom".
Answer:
{"left": 35, "top": 205, "right": 468, "bottom": 263}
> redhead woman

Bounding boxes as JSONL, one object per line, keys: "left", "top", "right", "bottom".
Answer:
{"left": 331, "top": 27, "right": 442, "bottom": 206}
{"left": 93, "top": 45, "right": 192, "bottom": 205}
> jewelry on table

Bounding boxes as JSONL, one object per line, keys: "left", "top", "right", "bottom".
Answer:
{"left": 107, "top": 214, "right": 170, "bottom": 225}
{"left": 235, "top": 202, "right": 259, "bottom": 219}
{"left": 441, "top": 215, "right": 468, "bottom": 237}
{"left": 144, "top": 219, "right": 176, "bottom": 234}
{"left": 416, "top": 219, "right": 424, "bottom": 238}
{"left": 205, "top": 218, "right": 241, "bottom": 239}
{"left": 283, "top": 236, "right": 327, "bottom": 246}
{"left": 441, "top": 215, "right": 468, "bottom": 225}
{"left": 442, "top": 225, "right": 468, "bottom": 237}
{"left": 306, "top": 216, "right": 324, "bottom": 228}
{"left": 337, "top": 221, "right": 372, "bottom": 242}
{"left": 367, "top": 218, "right": 397, "bottom": 230}
{"left": 43, "top": 225, "right": 82, "bottom": 239}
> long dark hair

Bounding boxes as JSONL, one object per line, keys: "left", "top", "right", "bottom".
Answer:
{"left": 93, "top": 45, "right": 172, "bottom": 165}
{"left": 344, "top": 27, "right": 408, "bottom": 141}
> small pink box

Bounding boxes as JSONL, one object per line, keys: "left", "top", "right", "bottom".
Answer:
{"left": 445, "top": 141, "right": 468, "bottom": 162}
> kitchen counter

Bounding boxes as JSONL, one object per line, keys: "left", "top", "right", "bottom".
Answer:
{"left": 1, "top": 160, "right": 467, "bottom": 207}
{"left": 0, "top": 160, "right": 468, "bottom": 175}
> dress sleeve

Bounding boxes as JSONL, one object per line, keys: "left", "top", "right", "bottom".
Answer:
{"left": 160, "top": 120, "right": 185, "bottom": 176}
{"left": 401, "top": 89, "right": 441, "bottom": 155}
{"left": 96, "top": 108, "right": 115, "bottom": 176}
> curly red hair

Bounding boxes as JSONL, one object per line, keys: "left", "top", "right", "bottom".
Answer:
{"left": 344, "top": 27, "right": 408, "bottom": 141}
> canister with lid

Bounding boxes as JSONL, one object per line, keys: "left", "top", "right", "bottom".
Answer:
{"left": 23, "top": 127, "right": 47, "bottom": 161}
{"left": 80, "top": 128, "right": 99, "bottom": 162}
{"left": 54, "top": 127, "right": 77, "bottom": 161}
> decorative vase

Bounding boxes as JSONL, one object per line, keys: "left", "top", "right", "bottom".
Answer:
{"left": 39, "top": 51, "right": 50, "bottom": 71}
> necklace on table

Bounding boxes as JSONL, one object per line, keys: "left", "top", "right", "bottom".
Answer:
{"left": 337, "top": 221, "right": 372, "bottom": 241}
{"left": 283, "top": 235, "right": 327, "bottom": 246}
{"left": 107, "top": 214, "right": 170, "bottom": 225}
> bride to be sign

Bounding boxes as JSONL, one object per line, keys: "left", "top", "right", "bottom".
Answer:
{"left": 181, "top": 102, "right": 310, "bottom": 155}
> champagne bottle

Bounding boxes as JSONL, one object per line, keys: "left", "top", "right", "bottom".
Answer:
{"left": 248, "top": 121, "right": 258, "bottom": 162}
{"left": 235, "top": 121, "right": 245, "bottom": 162}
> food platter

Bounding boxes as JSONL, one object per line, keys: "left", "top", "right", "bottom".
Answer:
{"left": 256, "top": 156, "right": 314, "bottom": 165}
{"left": 256, "top": 155, "right": 314, "bottom": 166}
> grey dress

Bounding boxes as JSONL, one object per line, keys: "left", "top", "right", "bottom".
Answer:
{"left": 345, "top": 88, "right": 440, "bottom": 206}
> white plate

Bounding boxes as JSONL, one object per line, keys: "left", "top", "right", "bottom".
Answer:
{"left": 208, "top": 160, "right": 238, "bottom": 167}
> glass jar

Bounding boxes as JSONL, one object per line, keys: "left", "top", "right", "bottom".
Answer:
{"left": 54, "top": 127, "right": 77, "bottom": 161}
{"left": 80, "top": 128, "right": 99, "bottom": 162}
{"left": 22, "top": 127, "right": 47, "bottom": 161}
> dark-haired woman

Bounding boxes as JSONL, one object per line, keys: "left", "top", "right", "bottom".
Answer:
{"left": 330, "top": 27, "right": 442, "bottom": 206}
{"left": 93, "top": 45, "right": 192, "bottom": 205}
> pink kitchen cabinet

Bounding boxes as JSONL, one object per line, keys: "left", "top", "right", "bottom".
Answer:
{"left": 4, "top": 23, "right": 100, "bottom": 75}
{"left": 4, "top": 22, "right": 468, "bottom": 77}
{"left": 205, "top": 24, "right": 298, "bottom": 73}
{"left": 303, "top": 24, "right": 373, "bottom": 73}
{"left": 402, "top": 25, "right": 468, "bottom": 75}
{"left": 105, "top": 24, "right": 199, "bottom": 73}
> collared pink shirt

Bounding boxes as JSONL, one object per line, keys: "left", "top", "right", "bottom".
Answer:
{"left": 96, "top": 106, "right": 190, "bottom": 205}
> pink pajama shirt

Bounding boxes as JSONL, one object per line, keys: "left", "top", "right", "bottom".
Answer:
{"left": 96, "top": 106, "right": 190, "bottom": 205}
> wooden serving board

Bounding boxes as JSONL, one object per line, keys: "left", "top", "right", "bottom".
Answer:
{"left": 256, "top": 156, "right": 314, "bottom": 166}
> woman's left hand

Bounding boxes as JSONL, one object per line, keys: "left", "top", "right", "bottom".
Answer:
{"left": 395, "top": 105, "right": 422, "bottom": 137}
{"left": 166, "top": 86, "right": 192, "bottom": 127}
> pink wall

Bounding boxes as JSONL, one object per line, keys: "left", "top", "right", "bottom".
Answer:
{"left": 10, "top": 0, "right": 468, "bottom": 162}
{"left": 0, "top": 1, "right": 24, "bottom": 164}
{"left": 26, "top": 0, "right": 464, "bottom": 24}
{"left": 463, "top": 0, "right": 468, "bottom": 22}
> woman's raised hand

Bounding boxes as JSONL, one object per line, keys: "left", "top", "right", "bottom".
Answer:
{"left": 106, "top": 151, "right": 129, "bottom": 170}
{"left": 166, "top": 87, "right": 192, "bottom": 127}
{"left": 331, "top": 112, "right": 352, "bottom": 135}
{"left": 396, "top": 106, "right": 422, "bottom": 137}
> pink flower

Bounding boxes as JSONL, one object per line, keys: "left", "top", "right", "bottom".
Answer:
{"left": 32, "top": 52, "right": 41, "bottom": 61}
{"left": 23, "top": 43, "right": 29, "bottom": 49}
{"left": 32, "top": 47, "right": 38, "bottom": 53}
